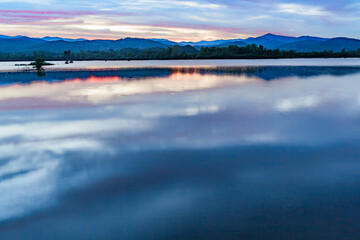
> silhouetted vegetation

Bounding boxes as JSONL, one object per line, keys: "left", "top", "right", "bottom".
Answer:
{"left": 29, "top": 57, "right": 54, "bottom": 76}
{"left": 198, "top": 44, "right": 360, "bottom": 59}
{"left": 2, "top": 44, "right": 360, "bottom": 61}
{"left": 29, "top": 58, "right": 54, "bottom": 68}
{"left": 30, "top": 58, "right": 45, "bottom": 71}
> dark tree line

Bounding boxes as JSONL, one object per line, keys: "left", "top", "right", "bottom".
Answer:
{"left": 198, "top": 44, "right": 360, "bottom": 59}
{"left": 1, "top": 44, "right": 360, "bottom": 61}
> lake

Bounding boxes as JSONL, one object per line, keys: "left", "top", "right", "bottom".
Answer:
{"left": 1, "top": 59, "right": 360, "bottom": 239}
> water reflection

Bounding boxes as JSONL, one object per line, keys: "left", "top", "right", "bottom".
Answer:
{"left": 1, "top": 66, "right": 360, "bottom": 239}
{"left": 1, "top": 66, "right": 360, "bottom": 85}
{"left": 1, "top": 66, "right": 360, "bottom": 110}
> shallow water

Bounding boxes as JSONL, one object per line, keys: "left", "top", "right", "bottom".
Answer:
{"left": 0, "top": 64, "right": 360, "bottom": 239}
{"left": 2, "top": 58, "right": 360, "bottom": 72}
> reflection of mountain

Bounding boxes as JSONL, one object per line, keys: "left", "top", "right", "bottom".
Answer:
{"left": 240, "top": 66, "right": 360, "bottom": 81}
{"left": 1, "top": 66, "right": 360, "bottom": 85}
{"left": 170, "top": 67, "right": 360, "bottom": 81}
{"left": 0, "top": 69, "right": 173, "bottom": 85}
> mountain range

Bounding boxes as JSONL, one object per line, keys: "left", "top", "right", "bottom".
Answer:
{"left": 174, "top": 34, "right": 360, "bottom": 52}
{"left": 0, "top": 33, "right": 360, "bottom": 53}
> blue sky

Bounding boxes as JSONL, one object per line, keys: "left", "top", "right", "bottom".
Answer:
{"left": 0, "top": 0, "right": 359, "bottom": 41}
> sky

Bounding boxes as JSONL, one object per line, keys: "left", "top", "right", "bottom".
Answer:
{"left": 0, "top": 0, "right": 359, "bottom": 41}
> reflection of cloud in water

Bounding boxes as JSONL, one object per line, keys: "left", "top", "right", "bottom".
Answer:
{"left": 0, "top": 118, "right": 151, "bottom": 142}
{"left": 1, "top": 67, "right": 360, "bottom": 239}
{"left": 276, "top": 95, "right": 319, "bottom": 112}
{"left": 0, "top": 138, "right": 105, "bottom": 222}
{"left": 0, "top": 72, "right": 258, "bottom": 107}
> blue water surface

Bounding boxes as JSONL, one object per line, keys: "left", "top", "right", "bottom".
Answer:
{"left": 0, "top": 65, "right": 360, "bottom": 239}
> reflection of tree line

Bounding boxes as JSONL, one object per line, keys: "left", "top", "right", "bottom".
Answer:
{"left": 168, "top": 66, "right": 360, "bottom": 81}
{"left": 2, "top": 66, "right": 360, "bottom": 85}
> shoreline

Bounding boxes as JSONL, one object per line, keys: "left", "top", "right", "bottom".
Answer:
{"left": 0, "top": 58, "right": 360, "bottom": 73}
{"left": 0, "top": 56, "right": 359, "bottom": 63}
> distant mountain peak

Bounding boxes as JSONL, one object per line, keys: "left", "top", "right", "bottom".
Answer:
{"left": 41, "top": 36, "right": 87, "bottom": 42}
{"left": 263, "top": 33, "right": 277, "bottom": 37}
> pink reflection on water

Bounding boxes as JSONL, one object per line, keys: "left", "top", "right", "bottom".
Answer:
{"left": 0, "top": 71, "right": 257, "bottom": 111}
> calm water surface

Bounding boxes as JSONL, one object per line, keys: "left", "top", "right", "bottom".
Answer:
{"left": 1, "top": 61, "right": 360, "bottom": 239}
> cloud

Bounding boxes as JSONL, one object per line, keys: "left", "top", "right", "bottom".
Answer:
{"left": 275, "top": 3, "right": 330, "bottom": 16}
{"left": 0, "top": 0, "right": 359, "bottom": 40}
{"left": 0, "top": 0, "right": 51, "bottom": 3}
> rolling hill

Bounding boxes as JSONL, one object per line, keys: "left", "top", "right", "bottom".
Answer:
{"left": 244, "top": 33, "right": 297, "bottom": 49}
{"left": 218, "top": 41, "right": 247, "bottom": 47}
{"left": 277, "top": 39, "right": 326, "bottom": 51}
{"left": 0, "top": 33, "right": 359, "bottom": 53}
{"left": 182, "top": 34, "right": 359, "bottom": 52}
{"left": 0, "top": 37, "right": 167, "bottom": 53}
{"left": 0, "top": 37, "right": 45, "bottom": 52}
{"left": 309, "top": 38, "right": 360, "bottom": 52}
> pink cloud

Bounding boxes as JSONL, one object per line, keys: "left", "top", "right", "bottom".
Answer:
{"left": 98, "top": 19, "right": 248, "bottom": 35}
{"left": 1, "top": 13, "right": 70, "bottom": 20}
{"left": 0, "top": 9, "right": 95, "bottom": 16}
{"left": 0, "top": 8, "right": 134, "bottom": 25}
{"left": 153, "top": 22, "right": 245, "bottom": 33}
{"left": 0, "top": 9, "right": 90, "bottom": 24}
{"left": 0, "top": 9, "right": 137, "bottom": 17}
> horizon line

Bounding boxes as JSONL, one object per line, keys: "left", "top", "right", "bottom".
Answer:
{"left": 1, "top": 32, "right": 357, "bottom": 43}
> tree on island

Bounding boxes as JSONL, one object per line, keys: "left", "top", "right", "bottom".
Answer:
{"left": 33, "top": 57, "right": 45, "bottom": 71}
{"left": 30, "top": 57, "right": 54, "bottom": 76}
